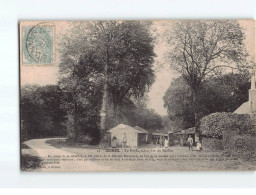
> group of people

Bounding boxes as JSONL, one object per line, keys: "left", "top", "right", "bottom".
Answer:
{"left": 187, "top": 135, "right": 202, "bottom": 151}
{"left": 105, "top": 133, "right": 127, "bottom": 148}
{"left": 104, "top": 133, "right": 202, "bottom": 151}
{"left": 155, "top": 136, "right": 169, "bottom": 148}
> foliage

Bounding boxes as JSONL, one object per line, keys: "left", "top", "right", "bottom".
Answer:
{"left": 166, "top": 20, "right": 248, "bottom": 88}
{"left": 201, "top": 137, "right": 224, "bottom": 150}
{"left": 75, "top": 135, "right": 93, "bottom": 145}
{"left": 202, "top": 73, "right": 250, "bottom": 113}
{"left": 60, "top": 83, "right": 102, "bottom": 142}
{"left": 20, "top": 85, "right": 66, "bottom": 142}
{"left": 163, "top": 73, "right": 250, "bottom": 129}
{"left": 58, "top": 21, "right": 156, "bottom": 141}
{"left": 199, "top": 112, "right": 256, "bottom": 161}
{"left": 163, "top": 77, "right": 195, "bottom": 129}
{"left": 161, "top": 115, "right": 180, "bottom": 132}
{"left": 225, "top": 135, "right": 256, "bottom": 161}
{"left": 128, "top": 108, "right": 163, "bottom": 133}
{"left": 21, "top": 154, "right": 42, "bottom": 170}
{"left": 107, "top": 97, "right": 163, "bottom": 133}
{"left": 199, "top": 112, "right": 255, "bottom": 138}
{"left": 165, "top": 20, "right": 248, "bottom": 123}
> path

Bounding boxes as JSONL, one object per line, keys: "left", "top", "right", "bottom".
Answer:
{"left": 23, "top": 138, "right": 111, "bottom": 172}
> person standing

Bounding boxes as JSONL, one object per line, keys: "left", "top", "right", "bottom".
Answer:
{"left": 164, "top": 138, "right": 169, "bottom": 148}
{"left": 159, "top": 136, "right": 163, "bottom": 148}
{"left": 187, "top": 135, "right": 193, "bottom": 151}
{"left": 103, "top": 134, "right": 108, "bottom": 148}
{"left": 112, "top": 136, "right": 117, "bottom": 148}
{"left": 122, "top": 133, "right": 127, "bottom": 148}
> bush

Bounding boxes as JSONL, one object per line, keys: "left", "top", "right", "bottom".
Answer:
{"left": 202, "top": 137, "right": 224, "bottom": 150}
{"left": 75, "top": 135, "right": 93, "bottom": 144}
{"left": 21, "top": 154, "right": 42, "bottom": 170}
{"left": 199, "top": 112, "right": 255, "bottom": 159}
{"left": 225, "top": 135, "right": 256, "bottom": 161}
{"left": 199, "top": 112, "right": 255, "bottom": 138}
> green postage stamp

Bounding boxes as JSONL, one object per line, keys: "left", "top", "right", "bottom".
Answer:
{"left": 21, "top": 23, "right": 55, "bottom": 65}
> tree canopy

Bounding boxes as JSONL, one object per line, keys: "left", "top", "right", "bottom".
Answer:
{"left": 58, "top": 21, "right": 156, "bottom": 141}
{"left": 165, "top": 20, "right": 249, "bottom": 123}
{"left": 20, "top": 85, "right": 66, "bottom": 141}
{"left": 163, "top": 72, "right": 250, "bottom": 130}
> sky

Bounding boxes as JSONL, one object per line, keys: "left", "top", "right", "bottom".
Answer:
{"left": 20, "top": 20, "right": 255, "bottom": 116}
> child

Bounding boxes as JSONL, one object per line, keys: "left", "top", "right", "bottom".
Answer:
{"left": 196, "top": 141, "right": 202, "bottom": 151}
{"left": 164, "top": 138, "right": 169, "bottom": 148}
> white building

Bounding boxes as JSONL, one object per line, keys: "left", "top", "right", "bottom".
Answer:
{"left": 107, "top": 124, "right": 148, "bottom": 147}
{"left": 234, "top": 69, "right": 256, "bottom": 116}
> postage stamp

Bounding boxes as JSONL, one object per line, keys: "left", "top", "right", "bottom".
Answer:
{"left": 21, "top": 23, "right": 55, "bottom": 65}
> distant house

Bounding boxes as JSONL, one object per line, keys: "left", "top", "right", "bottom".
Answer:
{"left": 107, "top": 124, "right": 148, "bottom": 147}
{"left": 134, "top": 126, "right": 149, "bottom": 143}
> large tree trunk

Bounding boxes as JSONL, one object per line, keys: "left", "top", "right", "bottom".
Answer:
{"left": 74, "top": 101, "right": 78, "bottom": 138}
{"left": 100, "top": 47, "right": 109, "bottom": 142}
{"left": 100, "top": 79, "right": 108, "bottom": 142}
{"left": 191, "top": 84, "right": 200, "bottom": 127}
{"left": 113, "top": 95, "right": 118, "bottom": 126}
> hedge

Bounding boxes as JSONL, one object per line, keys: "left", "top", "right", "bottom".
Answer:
{"left": 225, "top": 135, "right": 256, "bottom": 161}
{"left": 199, "top": 112, "right": 256, "bottom": 161}
{"left": 199, "top": 112, "right": 255, "bottom": 138}
{"left": 201, "top": 137, "right": 224, "bottom": 150}
{"left": 66, "top": 135, "right": 93, "bottom": 145}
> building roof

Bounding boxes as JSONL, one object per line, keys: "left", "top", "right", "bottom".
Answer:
{"left": 134, "top": 126, "right": 149, "bottom": 134}
{"left": 233, "top": 101, "right": 251, "bottom": 115}
{"left": 107, "top": 124, "right": 141, "bottom": 133}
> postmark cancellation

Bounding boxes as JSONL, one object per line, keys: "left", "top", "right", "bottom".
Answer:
{"left": 20, "top": 22, "right": 55, "bottom": 65}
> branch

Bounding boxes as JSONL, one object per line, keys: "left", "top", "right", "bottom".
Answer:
{"left": 205, "top": 65, "right": 240, "bottom": 75}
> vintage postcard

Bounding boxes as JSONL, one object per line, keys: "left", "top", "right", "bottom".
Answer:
{"left": 20, "top": 20, "right": 256, "bottom": 172}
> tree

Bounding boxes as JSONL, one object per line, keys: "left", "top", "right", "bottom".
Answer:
{"left": 163, "top": 77, "right": 195, "bottom": 129}
{"left": 118, "top": 101, "right": 163, "bottom": 133}
{"left": 201, "top": 72, "right": 250, "bottom": 113}
{"left": 165, "top": 20, "right": 248, "bottom": 125}
{"left": 163, "top": 72, "right": 250, "bottom": 129}
{"left": 20, "top": 85, "right": 66, "bottom": 141}
{"left": 58, "top": 21, "right": 155, "bottom": 142}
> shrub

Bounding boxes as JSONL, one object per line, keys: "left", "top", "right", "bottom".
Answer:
{"left": 199, "top": 112, "right": 255, "bottom": 157}
{"left": 21, "top": 154, "right": 42, "bottom": 170}
{"left": 225, "top": 135, "right": 256, "bottom": 161}
{"left": 75, "top": 135, "right": 93, "bottom": 144}
{"left": 199, "top": 112, "right": 255, "bottom": 138}
{"left": 202, "top": 137, "right": 224, "bottom": 150}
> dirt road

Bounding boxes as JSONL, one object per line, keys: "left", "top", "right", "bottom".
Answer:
{"left": 23, "top": 138, "right": 111, "bottom": 172}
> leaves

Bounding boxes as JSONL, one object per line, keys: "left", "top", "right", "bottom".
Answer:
{"left": 20, "top": 85, "right": 66, "bottom": 140}
{"left": 57, "top": 21, "right": 156, "bottom": 140}
{"left": 199, "top": 112, "right": 254, "bottom": 138}
{"left": 165, "top": 20, "right": 248, "bottom": 124}
{"left": 163, "top": 73, "right": 250, "bottom": 128}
